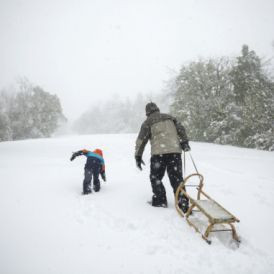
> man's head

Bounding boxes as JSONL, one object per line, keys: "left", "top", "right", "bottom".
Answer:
{"left": 145, "top": 102, "right": 160, "bottom": 116}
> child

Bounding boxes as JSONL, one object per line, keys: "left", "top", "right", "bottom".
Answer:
{"left": 70, "top": 148, "right": 106, "bottom": 194}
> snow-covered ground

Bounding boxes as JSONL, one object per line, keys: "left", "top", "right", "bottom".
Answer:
{"left": 0, "top": 134, "right": 274, "bottom": 274}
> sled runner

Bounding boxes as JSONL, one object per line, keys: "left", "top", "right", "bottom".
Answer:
{"left": 175, "top": 172, "right": 240, "bottom": 245}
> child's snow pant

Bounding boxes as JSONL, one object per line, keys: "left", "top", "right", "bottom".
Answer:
{"left": 150, "top": 153, "right": 186, "bottom": 204}
{"left": 83, "top": 158, "right": 102, "bottom": 194}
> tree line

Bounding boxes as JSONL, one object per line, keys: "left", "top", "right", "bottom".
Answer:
{"left": 72, "top": 93, "right": 169, "bottom": 134}
{"left": 1, "top": 45, "right": 273, "bottom": 151}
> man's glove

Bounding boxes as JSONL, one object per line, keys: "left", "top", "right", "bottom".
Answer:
{"left": 101, "top": 172, "right": 106, "bottom": 182}
{"left": 135, "top": 156, "right": 145, "bottom": 170}
{"left": 181, "top": 141, "right": 191, "bottom": 152}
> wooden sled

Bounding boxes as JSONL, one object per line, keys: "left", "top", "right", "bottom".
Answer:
{"left": 175, "top": 173, "right": 240, "bottom": 245}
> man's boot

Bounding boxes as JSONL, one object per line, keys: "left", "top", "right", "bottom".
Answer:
{"left": 149, "top": 195, "right": 168, "bottom": 208}
{"left": 178, "top": 194, "right": 189, "bottom": 213}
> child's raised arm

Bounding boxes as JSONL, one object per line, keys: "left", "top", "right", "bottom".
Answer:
{"left": 70, "top": 150, "right": 86, "bottom": 161}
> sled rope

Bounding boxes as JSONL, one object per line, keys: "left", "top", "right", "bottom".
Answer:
{"left": 183, "top": 151, "right": 199, "bottom": 175}
{"left": 183, "top": 152, "right": 186, "bottom": 179}
{"left": 189, "top": 152, "right": 199, "bottom": 174}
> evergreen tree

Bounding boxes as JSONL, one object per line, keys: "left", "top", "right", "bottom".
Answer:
{"left": 230, "top": 45, "right": 274, "bottom": 149}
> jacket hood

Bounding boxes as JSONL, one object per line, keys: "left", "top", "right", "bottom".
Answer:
{"left": 145, "top": 102, "right": 160, "bottom": 116}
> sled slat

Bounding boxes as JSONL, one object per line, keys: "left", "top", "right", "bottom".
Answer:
{"left": 195, "top": 200, "right": 235, "bottom": 223}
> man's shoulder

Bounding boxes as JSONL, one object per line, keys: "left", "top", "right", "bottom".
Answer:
{"left": 160, "top": 112, "right": 174, "bottom": 119}
{"left": 155, "top": 112, "right": 176, "bottom": 123}
{"left": 142, "top": 112, "right": 175, "bottom": 126}
{"left": 141, "top": 118, "right": 150, "bottom": 128}
{"left": 142, "top": 113, "right": 172, "bottom": 128}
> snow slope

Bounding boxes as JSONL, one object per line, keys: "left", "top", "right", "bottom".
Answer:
{"left": 0, "top": 134, "right": 274, "bottom": 274}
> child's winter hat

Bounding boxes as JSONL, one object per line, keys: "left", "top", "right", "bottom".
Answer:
{"left": 94, "top": 149, "right": 103, "bottom": 157}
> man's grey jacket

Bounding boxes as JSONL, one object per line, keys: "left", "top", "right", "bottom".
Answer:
{"left": 135, "top": 110, "right": 189, "bottom": 157}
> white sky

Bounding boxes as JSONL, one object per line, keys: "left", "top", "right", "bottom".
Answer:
{"left": 0, "top": 0, "right": 274, "bottom": 120}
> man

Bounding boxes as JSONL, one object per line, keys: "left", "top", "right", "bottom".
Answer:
{"left": 135, "top": 102, "right": 190, "bottom": 211}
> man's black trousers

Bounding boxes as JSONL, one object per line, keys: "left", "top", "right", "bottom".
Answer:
{"left": 150, "top": 153, "right": 183, "bottom": 202}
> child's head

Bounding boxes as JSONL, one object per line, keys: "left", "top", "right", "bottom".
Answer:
{"left": 94, "top": 149, "right": 103, "bottom": 157}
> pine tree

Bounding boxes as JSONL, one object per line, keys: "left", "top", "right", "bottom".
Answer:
{"left": 230, "top": 45, "right": 274, "bottom": 150}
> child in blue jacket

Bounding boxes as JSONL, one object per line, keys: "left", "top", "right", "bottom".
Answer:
{"left": 70, "top": 149, "right": 106, "bottom": 194}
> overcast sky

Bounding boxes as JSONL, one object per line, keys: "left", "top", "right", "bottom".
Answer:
{"left": 1, "top": 0, "right": 274, "bottom": 120}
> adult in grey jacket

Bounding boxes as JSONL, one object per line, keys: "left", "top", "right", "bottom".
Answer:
{"left": 135, "top": 102, "right": 190, "bottom": 210}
